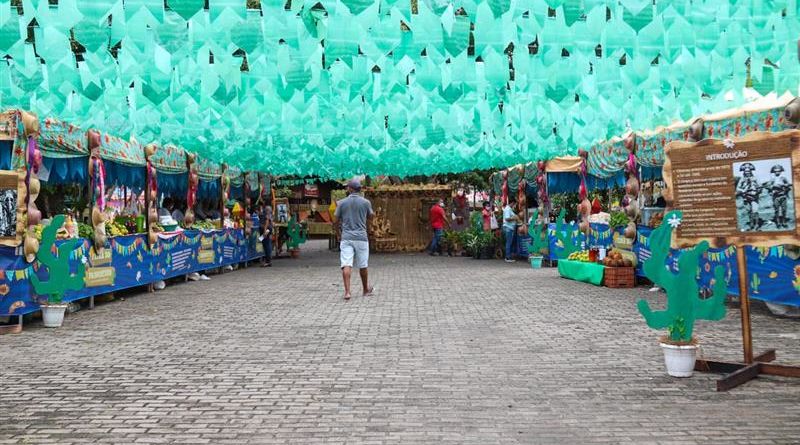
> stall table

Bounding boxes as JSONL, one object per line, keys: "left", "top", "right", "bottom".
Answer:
{"left": 557, "top": 259, "right": 605, "bottom": 286}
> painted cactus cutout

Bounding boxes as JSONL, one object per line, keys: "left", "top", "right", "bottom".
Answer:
{"left": 30, "top": 215, "right": 86, "bottom": 304}
{"left": 637, "top": 211, "right": 727, "bottom": 342}
{"left": 554, "top": 208, "right": 581, "bottom": 259}
{"left": 285, "top": 216, "right": 307, "bottom": 249}
{"left": 527, "top": 209, "right": 548, "bottom": 255}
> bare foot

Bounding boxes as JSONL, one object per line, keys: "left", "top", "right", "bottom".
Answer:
{"left": 344, "top": 293, "right": 351, "bottom": 300}
{"left": 363, "top": 286, "right": 374, "bottom": 297}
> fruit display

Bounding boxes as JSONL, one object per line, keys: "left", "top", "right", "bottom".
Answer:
{"left": 190, "top": 219, "right": 215, "bottom": 230}
{"left": 151, "top": 222, "right": 164, "bottom": 233}
{"left": 567, "top": 250, "right": 591, "bottom": 262}
{"left": 602, "top": 250, "right": 634, "bottom": 268}
{"left": 78, "top": 222, "right": 94, "bottom": 239}
{"left": 106, "top": 218, "right": 129, "bottom": 237}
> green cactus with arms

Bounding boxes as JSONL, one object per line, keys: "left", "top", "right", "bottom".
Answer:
{"left": 750, "top": 273, "right": 760, "bottom": 294}
{"left": 637, "top": 210, "right": 727, "bottom": 342}
{"left": 30, "top": 215, "right": 86, "bottom": 304}
{"left": 285, "top": 216, "right": 307, "bottom": 249}
{"left": 554, "top": 208, "right": 581, "bottom": 259}
{"left": 527, "top": 209, "right": 548, "bottom": 255}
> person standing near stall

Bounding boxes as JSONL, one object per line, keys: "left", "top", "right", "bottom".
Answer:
{"left": 260, "top": 205, "right": 274, "bottom": 267}
{"left": 334, "top": 179, "right": 374, "bottom": 301}
{"left": 503, "top": 200, "right": 520, "bottom": 263}
{"left": 428, "top": 198, "right": 448, "bottom": 256}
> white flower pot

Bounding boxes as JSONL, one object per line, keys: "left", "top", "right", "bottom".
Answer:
{"left": 41, "top": 304, "right": 68, "bottom": 328}
{"left": 660, "top": 342, "right": 697, "bottom": 377}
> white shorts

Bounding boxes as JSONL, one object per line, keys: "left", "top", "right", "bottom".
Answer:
{"left": 340, "top": 240, "right": 369, "bottom": 269}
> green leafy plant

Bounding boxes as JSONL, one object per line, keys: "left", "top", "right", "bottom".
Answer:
{"left": 637, "top": 210, "right": 727, "bottom": 343}
{"left": 609, "top": 211, "right": 630, "bottom": 228}
{"left": 30, "top": 215, "right": 86, "bottom": 305}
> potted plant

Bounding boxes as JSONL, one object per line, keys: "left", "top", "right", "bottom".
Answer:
{"left": 527, "top": 209, "right": 548, "bottom": 268}
{"left": 442, "top": 230, "right": 463, "bottom": 256}
{"left": 637, "top": 211, "right": 727, "bottom": 377}
{"left": 30, "top": 215, "right": 86, "bottom": 328}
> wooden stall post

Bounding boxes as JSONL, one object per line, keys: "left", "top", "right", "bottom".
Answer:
{"left": 736, "top": 246, "right": 754, "bottom": 364}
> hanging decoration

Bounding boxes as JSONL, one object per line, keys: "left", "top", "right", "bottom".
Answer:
{"left": 576, "top": 149, "right": 591, "bottom": 237}
{"left": 87, "top": 130, "right": 107, "bottom": 253}
{"left": 622, "top": 132, "right": 640, "bottom": 239}
{"left": 144, "top": 144, "right": 159, "bottom": 246}
{"left": 185, "top": 153, "right": 199, "bottom": 227}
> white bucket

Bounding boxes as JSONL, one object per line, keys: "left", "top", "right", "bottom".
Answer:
{"left": 660, "top": 342, "right": 697, "bottom": 377}
{"left": 41, "top": 304, "right": 68, "bottom": 328}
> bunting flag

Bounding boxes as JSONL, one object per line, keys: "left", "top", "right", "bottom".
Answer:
{"left": 0, "top": 1, "right": 794, "bottom": 178}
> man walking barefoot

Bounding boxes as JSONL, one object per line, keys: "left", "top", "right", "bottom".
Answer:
{"left": 334, "top": 179, "right": 375, "bottom": 300}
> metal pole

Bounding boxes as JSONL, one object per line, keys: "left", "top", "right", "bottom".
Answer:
{"left": 736, "top": 245, "right": 754, "bottom": 364}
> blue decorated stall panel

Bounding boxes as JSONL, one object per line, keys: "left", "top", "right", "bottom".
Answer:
{"left": 0, "top": 229, "right": 262, "bottom": 316}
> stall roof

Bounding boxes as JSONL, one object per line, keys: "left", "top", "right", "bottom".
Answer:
{"left": 545, "top": 156, "right": 583, "bottom": 173}
{"left": 96, "top": 131, "right": 145, "bottom": 167}
{"left": 149, "top": 143, "right": 187, "bottom": 174}
{"left": 39, "top": 117, "right": 88, "bottom": 159}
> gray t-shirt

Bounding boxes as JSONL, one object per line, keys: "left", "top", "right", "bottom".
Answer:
{"left": 335, "top": 193, "right": 374, "bottom": 242}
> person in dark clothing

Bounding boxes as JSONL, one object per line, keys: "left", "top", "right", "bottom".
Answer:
{"left": 260, "top": 205, "right": 273, "bottom": 267}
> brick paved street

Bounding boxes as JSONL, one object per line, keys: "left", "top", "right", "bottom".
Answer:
{"left": 1, "top": 240, "right": 799, "bottom": 444}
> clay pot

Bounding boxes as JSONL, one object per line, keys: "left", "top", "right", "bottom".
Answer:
{"left": 92, "top": 207, "right": 106, "bottom": 225}
{"left": 625, "top": 178, "right": 639, "bottom": 195}
{"left": 27, "top": 206, "right": 41, "bottom": 226}
{"left": 28, "top": 177, "right": 40, "bottom": 197}
{"left": 688, "top": 118, "right": 705, "bottom": 142}
{"left": 579, "top": 221, "right": 590, "bottom": 234}
{"left": 183, "top": 212, "right": 194, "bottom": 227}
{"left": 149, "top": 207, "right": 158, "bottom": 223}
{"left": 148, "top": 231, "right": 158, "bottom": 245}
{"left": 24, "top": 232, "right": 39, "bottom": 263}
{"left": 624, "top": 222, "right": 637, "bottom": 239}
{"left": 784, "top": 99, "right": 800, "bottom": 128}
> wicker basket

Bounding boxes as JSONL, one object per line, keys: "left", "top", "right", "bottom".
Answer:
{"left": 603, "top": 266, "right": 636, "bottom": 288}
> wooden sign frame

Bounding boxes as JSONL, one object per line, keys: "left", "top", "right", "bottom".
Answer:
{"left": 0, "top": 170, "right": 26, "bottom": 247}
{"left": 663, "top": 131, "right": 800, "bottom": 390}
{"left": 664, "top": 131, "right": 800, "bottom": 248}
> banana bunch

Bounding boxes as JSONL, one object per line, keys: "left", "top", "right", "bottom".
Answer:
{"left": 567, "top": 250, "right": 591, "bottom": 262}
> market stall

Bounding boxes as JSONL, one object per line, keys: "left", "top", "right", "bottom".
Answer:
{"left": 0, "top": 112, "right": 264, "bottom": 327}
{"left": 363, "top": 184, "right": 454, "bottom": 252}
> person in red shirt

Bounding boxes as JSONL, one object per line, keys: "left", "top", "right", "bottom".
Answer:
{"left": 481, "top": 201, "right": 493, "bottom": 231}
{"left": 428, "top": 199, "right": 448, "bottom": 255}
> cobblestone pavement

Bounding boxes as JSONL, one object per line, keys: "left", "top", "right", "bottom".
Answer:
{"left": 2, "top": 240, "right": 800, "bottom": 444}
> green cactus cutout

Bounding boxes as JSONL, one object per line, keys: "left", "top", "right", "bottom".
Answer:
{"left": 750, "top": 273, "right": 760, "bottom": 294}
{"left": 527, "top": 209, "right": 548, "bottom": 256}
{"left": 637, "top": 210, "right": 727, "bottom": 343}
{"left": 30, "top": 215, "right": 86, "bottom": 305}
{"left": 554, "top": 208, "right": 581, "bottom": 259}
{"left": 285, "top": 216, "right": 307, "bottom": 249}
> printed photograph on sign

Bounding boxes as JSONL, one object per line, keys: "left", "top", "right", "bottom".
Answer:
{"left": 0, "top": 172, "right": 18, "bottom": 238}
{"left": 733, "top": 158, "right": 795, "bottom": 232}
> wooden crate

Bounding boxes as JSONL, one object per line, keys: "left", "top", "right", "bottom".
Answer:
{"left": 603, "top": 266, "right": 636, "bottom": 288}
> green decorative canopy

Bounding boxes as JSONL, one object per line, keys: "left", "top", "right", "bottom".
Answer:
{"left": 0, "top": 0, "right": 796, "bottom": 178}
